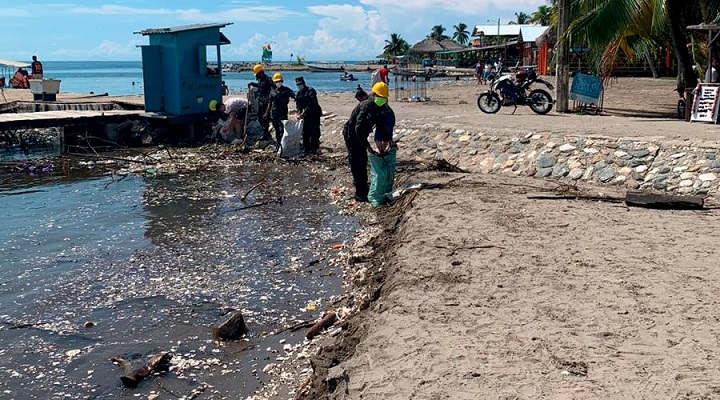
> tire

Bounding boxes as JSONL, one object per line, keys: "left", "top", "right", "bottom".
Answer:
{"left": 528, "top": 89, "right": 553, "bottom": 115}
{"left": 477, "top": 92, "right": 501, "bottom": 114}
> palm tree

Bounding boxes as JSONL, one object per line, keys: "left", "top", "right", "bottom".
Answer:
{"left": 430, "top": 25, "right": 449, "bottom": 41}
{"left": 383, "top": 33, "right": 410, "bottom": 60}
{"left": 530, "top": 5, "right": 552, "bottom": 25}
{"left": 509, "top": 12, "right": 530, "bottom": 25}
{"left": 453, "top": 23, "right": 470, "bottom": 46}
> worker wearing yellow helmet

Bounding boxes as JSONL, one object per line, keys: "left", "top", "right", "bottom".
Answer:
{"left": 268, "top": 72, "right": 296, "bottom": 145}
{"left": 341, "top": 81, "right": 395, "bottom": 202}
{"left": 248, "top": 63, "right": 273, "bottom": 140}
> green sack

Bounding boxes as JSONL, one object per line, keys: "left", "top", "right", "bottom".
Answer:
{"left": 368, "top": 148, "right": 397, "bottom": 207}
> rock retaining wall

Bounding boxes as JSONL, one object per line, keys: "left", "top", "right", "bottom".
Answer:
{"left": 389, "top": 124, "right": 720, "bottom": 196}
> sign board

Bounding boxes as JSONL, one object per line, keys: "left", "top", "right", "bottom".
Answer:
{"left": 690, "top": 84, "right": 720, "bottom": 123}
{"left": 569, "top": 73, "right": 603, "bottom": 106}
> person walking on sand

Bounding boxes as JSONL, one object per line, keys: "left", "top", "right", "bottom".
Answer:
{"left": 294, "top": 76, "right": 322, "bottom": 155}
{"left": 249, "top": 64, "right": 273, "bottom": 141}
{"left": 342, "top": 82, "right": 395, "bottom": 202}
{"left": 31, "top": 55, "right": 43, "bottom": 79}
{"left": 379, "top": 64, "right": 390, "bottom": 85}
{"left": 269, "top": 72, "right": 295, "bottom": 145}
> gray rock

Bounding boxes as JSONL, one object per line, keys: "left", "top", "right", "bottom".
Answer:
{"left": 677, "top": 187, "right": 694, "bottom": 194}
{"left": 536, "top": 155, "right": 556, "bottom": 168}
{"left": 705, "top": 152, "right": 717, "bottom": 160}
{"left": 712, "top": 160, "right": 720, "bottom": 169}
{"left": 631, "top": 171, "right": 644, "bottom": 181}
{"left": 658, "top": 166, "right": 672, "bottom": 174}
{"left": 552, "top": 165, "right": 570, "bottom": 177}
{"left": 629, "top": 159, "right": 646, "bottom": 167}
{"left": 594, "top": 161, "right": 607, "bottom": 169}
{"left": 213, "top": 311, "right": 248, "bottom": 341}
{"left": 631, "top": 149, "right": 650, "bottom": 158}
{"left": 598, "top": 167, "right": 616, "bottom": 182}
{"left": 568, "top": 168, "right": 585, "bottom": 180}
{"left": 535, "top": 167, "right": 553, "bottom": 178}
{"left": 519, "top": 137, "right": 530, "bottom": 144}
{"left": 508, "top": 146, "right": 523, "bottom": 154}
{"left": 653, "top": 181, "right": 667, "bottom": 190}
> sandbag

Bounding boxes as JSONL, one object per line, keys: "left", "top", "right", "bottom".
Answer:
{"left": 278, "top": 119, "right": 304, "bottom": 158}
{"left": 368, "top": 147, "right": 397, "bottom": 207}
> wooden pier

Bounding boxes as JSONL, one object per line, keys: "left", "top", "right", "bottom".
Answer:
{"left": 0, "top": 110, "right": 144, "bottom": 131}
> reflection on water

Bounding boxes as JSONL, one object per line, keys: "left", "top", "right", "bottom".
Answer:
{"left": 0, "top": 162, "right": 357, "bottom": 399}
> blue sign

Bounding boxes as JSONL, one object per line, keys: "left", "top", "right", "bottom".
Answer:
{"left": 569, "top": 73, "right": 603, "bottom": 106}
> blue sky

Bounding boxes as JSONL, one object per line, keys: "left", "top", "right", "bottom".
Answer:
{"left": 1, "top": 0, "right": 546, "bottom": 62}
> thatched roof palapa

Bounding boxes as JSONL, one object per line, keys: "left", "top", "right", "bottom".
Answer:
{"left": 410, "top": 37, "right": 465, "bottom": 54}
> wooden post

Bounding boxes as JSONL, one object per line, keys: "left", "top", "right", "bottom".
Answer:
{"left": 555, "top": 0, "right": 571, "bottom": 112}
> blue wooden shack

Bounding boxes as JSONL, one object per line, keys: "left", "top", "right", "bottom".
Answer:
{"left": 135, "top": 23, "right": 232, "bottom": 117}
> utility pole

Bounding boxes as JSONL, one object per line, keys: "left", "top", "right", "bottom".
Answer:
{"left": 555, "top": 0, "right": 571, "bottom": 112}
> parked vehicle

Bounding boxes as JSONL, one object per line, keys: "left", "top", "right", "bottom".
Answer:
{"left": 477, "top": 68, "right": 555, "bottom": 115}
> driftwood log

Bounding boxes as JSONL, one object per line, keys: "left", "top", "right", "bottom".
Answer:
{"left": 625, "top": 191, "right": 704, "bottom": 210}
{"left": 306, "top": 312, "right": 338, "bottom": 340}
{"left": 212, "top": 311, "right": 248, "bottom": 341}
{"left": 111, "top": 352, "right": 172, "bottom": 388}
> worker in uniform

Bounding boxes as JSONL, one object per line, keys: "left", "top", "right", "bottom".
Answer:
{"left": 249, "top": 64, "right": 273, "bottom": 141}
{"left": 294, "top": 76, "right": 322, "bottom": 155}
{"left": 342, "top": 82, "right": 395, "bottom": 202}
{"left": 268, "top": 72, "right": 295, "bottom": 145}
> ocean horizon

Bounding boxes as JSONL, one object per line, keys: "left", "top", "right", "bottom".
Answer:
{"left": 3, "top": 60, "right": 377, "bottom": 97}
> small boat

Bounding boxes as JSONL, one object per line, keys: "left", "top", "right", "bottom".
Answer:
{"left": 307, "top": 63, "right": 345, "bottom": 72}
{"left": 340, "top": 74, "right": 358, "bottom": 81}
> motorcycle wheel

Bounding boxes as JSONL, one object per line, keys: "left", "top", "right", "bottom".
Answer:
{"left": 477, "top": 92, "right": 501, "bottom": 114}
{"left": 528, "top": 89, "right": 553, "bottom": 115}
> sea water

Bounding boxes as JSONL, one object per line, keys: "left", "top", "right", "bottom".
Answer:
{"left": 30, "top": 61, "right": 373, "bottom": 97}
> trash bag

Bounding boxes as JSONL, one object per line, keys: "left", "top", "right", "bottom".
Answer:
{"left": 368, "top": 147, "right": 397, "bottom": 207}
{"left": 245, "top": 120, "right": 264, "bottom": 146}
{"left": 278, "top": 119, "right": 304, "bottom": 158}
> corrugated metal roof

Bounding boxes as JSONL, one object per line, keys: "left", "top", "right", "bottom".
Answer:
{"left": 0, "top": 58, "right": 30, "bottom": 68}
{"left": 472, "top": 24, "right": 539, "bottom": 37}
{"left": 135, "top": 22, "right": 232, "bottom": 36}
{"left": 519, "top": 26, "right": 551, "bottom": 43}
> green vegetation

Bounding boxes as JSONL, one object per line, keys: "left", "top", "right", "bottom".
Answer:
{"left": 453, "top": 23, "right": 470, "bottom": 46}
{"left": 383, "top": 33, "right": 410, "bottom": 61}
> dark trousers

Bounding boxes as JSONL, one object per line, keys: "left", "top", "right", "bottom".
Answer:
{"left": 303, "top": 116, "right": 321, "bottom": 154}
{"left": 272, "top": 119, "right": 284, "bottom": 144}
{"left": 258, "top": 101, "right": 271, "bottom": 140}
{"left": 343, "top": 127, "right": 368, "bottom": 197}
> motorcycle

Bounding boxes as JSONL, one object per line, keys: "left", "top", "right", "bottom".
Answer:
{"left": 477, "top": 69, "right": 555, "bottom": 115}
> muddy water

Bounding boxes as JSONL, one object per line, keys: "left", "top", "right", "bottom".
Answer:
{"left": 0, "top": 163, "right": 357, "bottom": 399}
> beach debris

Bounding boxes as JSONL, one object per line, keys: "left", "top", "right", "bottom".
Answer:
{"left": 111, "top": 352, "right": 173, "bottom": 388}
{"left": 212, "top": 311, "right": 248, "bottom": 341}
{"left": 624, "top": 191, "right": 704, "bottom": 210}
{"left": 240, "top": 181, "right": 263, "bottom": 202}
{"left": 306, "top": 312, "right": 338, "bottom": 340}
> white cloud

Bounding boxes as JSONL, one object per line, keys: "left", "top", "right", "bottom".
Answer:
{"left": 70, "top": 5, "right": 175, "bottom": 15}
{"left": 5, "top": 8, "right": 29, "bottom": 17}
{"left": 50, "top": 39, "right": 144, "bottom": 60}
{"left": 360, "top": 0, "right": 546, "bottom": 12}
{"left": 222, "top": 4, "right": 389, "bottom": 61}
{"left": 69, "top": 4, "right": 300, "bottom": 22}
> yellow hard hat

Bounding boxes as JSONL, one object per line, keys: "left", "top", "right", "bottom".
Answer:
{"left": 371, "top": 82, "right": 389, "bottom": 98}
{"left": 272, "top": 72, "right": 283, "bottom": 82}
{"left": 209, "top": 100, "right": 218, "bottom": 111}
{"left": 253, "top": 64, "right": 264, "bottom": 75}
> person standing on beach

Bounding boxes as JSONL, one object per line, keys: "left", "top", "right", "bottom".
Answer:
{"left": 221, "top": 80, "right": 229, "bottom": 96}
{"left": 342, "top": 82, "right": 394, "bottom": 202}
{"left": 249, "top": 64, "right": 273, "bottom": 141}
{"left": 269, "top": 72, "right": 295, "bottom": 145}
{"left": 379, "top": 64, "right": 389, "bottom": 85}
{"left": 31, "top": 55, "right": 43, "bottom": 79}
{"left": 294, "top": 76, "right": 323, "bottom": 155}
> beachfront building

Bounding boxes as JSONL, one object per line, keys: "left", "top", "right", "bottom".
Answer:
{"left": 469, "top": 24, "right": 550, "bottom": 69}
{"left": 135, "top": 23, "right": 232, "bottom": 116}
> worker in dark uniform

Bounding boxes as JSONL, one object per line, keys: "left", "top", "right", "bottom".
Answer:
{"left": 269, "top": 72, "right": 295, "bottom": 145}
{"left": 31, "top": 55, "right": 43, "bottom": 79}
{"left": 342, "top": 82, "right": 394, "bottom": 202}
{"left": 249, "top": 64, "right": 273, "bottom": 141}
{"left": 294, "top": 76, "right": 322, "bottom": 155}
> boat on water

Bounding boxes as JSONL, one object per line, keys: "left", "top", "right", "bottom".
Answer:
{"left": 307, "top": 63, "right": 345, "bottom": 72}
{"left": 340, "top": 73, "right": 358, "bottom": 81}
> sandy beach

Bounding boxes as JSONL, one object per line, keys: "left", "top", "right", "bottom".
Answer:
{"left": 243, "top": 76, "right": 720, "bottom": 399}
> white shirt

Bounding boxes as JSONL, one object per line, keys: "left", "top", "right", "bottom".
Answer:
{"left": 224, "top": 97, "right": 248, "bottom": 114}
